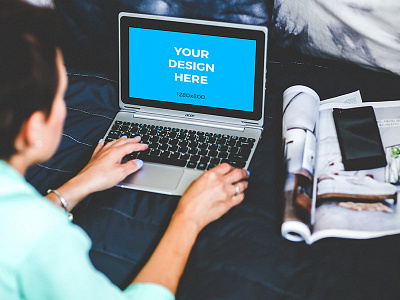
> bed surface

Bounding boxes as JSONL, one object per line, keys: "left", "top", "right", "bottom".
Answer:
{"left": 25, "top": 0, "right": 400, "bottom": 298}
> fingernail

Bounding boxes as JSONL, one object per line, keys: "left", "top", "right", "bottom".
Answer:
{"left": 136, "top": 159, "right": 144, "bottom": 169}
{"left": 121, "top": 135, "right": 127, "bottom": 138}
{"left": 247, "top": 170, "right": 250, "bottom": 176}
{"left": 98, "top": 138, "right": 104, "bottom": 144}
{"left": 135, "top": 136, "right": 141, "bottom": 138}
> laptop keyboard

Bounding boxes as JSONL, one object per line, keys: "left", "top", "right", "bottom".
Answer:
{"left": 105, "top": 120, "right": 255, "bottom": 170}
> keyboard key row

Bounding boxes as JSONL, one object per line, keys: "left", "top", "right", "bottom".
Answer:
{"left": 106, "top": 130, "right": 255, "bottom": 149}
{"left": 123, "top": 151, "right": 246, "bottom": 170}
{"left": 111, "top": 122, "right": 256, "bottom": 143}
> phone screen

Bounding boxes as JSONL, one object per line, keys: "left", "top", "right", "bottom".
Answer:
{"left": 333, "top": 106, "right": 387, "bottom": 171}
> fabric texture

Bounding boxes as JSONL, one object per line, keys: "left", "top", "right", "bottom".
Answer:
{"left": 272, "top": 0, "right": 400, "bottom": 75}
{"left": 25, "top": 59, "right": 400, "bottom": 299}
{"left": 0, "top": 160, "right": 174, "bottom": 300}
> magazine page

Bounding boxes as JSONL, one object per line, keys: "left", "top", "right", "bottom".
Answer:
{"left": 281, "top": 86, "right": 320, "bottom": 242}
{"left": 281, "top": 88, "right": 363, "bottom": 243}
{"left": 310, "top": 100, "right": 400, "bottom": 244}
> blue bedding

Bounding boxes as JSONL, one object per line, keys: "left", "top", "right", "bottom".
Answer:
{"left": 26, "top": 58, "right": 400, "bottom": 299}
{"left": 25, "top": 0, "right": 400, "bottom": 299}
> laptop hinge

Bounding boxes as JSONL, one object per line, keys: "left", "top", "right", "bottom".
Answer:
{"left": 242, "top": 123, "right": 263, "bottom": 131}
{"left": 127, "top": 110, "right": 247, "bottom": 132}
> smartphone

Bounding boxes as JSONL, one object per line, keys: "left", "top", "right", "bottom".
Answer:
{"left": 333, "top": 106, "right": 387, "bottom": 171}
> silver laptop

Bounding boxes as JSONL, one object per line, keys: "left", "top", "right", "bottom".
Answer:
{"left": 103, "top": 12, "right": 268, "bottom": 195}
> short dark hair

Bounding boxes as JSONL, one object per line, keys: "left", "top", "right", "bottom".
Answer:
{"left": 0, "top": 0, "right": 62, "bottom": 159}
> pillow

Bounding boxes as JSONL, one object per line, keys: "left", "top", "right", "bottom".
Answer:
{"left": 25, "top": 0, "right": 54, "bottom": 7}
{"left": 272, "top": 0, "right": 400, "bottom": 75}
{"left": 54, "top": 0, "right": 271, "bottom": 77}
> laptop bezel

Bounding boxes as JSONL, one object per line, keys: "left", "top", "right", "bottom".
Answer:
{"left": 119, "top": 12, "right": 267, "bottom": 126}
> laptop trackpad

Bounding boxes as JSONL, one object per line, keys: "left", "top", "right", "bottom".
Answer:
{"left": 122, "top": 163, "right": 184, "bottom": 190}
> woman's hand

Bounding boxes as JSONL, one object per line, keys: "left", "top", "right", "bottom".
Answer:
{"left": 76, "top": 136, "right": 148, "bottom": 194}
{"left": 132, "top": 163, "right": 249, "bottom": 293}
{"left": 47, "top": 136, "right": 147, "bottom": 211}
{"left": 173, "top": 163, "right": 249, "bottom": 233}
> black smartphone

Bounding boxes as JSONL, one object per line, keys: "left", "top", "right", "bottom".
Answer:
{"left": 333, "top": 106, "right": 387, "bottom": 171}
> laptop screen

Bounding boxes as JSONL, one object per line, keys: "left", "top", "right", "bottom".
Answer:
{"left": 120, "top": 14, "right": 267, "bottom": 121}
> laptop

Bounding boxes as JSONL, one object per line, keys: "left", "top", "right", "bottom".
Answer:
{"left": 103, "top": 12, "right": 268, "bottom": 195}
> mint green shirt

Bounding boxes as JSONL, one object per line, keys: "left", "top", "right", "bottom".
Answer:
{"left": 0, "top": 160, "right": 174, "bottom": 300}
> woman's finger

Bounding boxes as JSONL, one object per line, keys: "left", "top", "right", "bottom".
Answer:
{"left": 231, "top": 181, "right": 248, "bottom": 198}
{"left": 120, "top": 159, "right": 145, "bottom": 177}
{"left": 105, "top": 136, "right": 142, "bottom": 148}
{"left": 99, "top": 137, "right": 147, "bottom": 157}
{"left": 225, "top": 168, "right": 250, "bottom": 185}
{"left": 209, "top": 162, "right": 234, "bottom": 175}
{"left": 111, "top": 140, "right": 148, "bottom": 157}
{"left": 91, "top": 138, "right": 105, "bottom": 158}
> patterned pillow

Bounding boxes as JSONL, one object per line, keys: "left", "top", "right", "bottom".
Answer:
{"left": 272, "top": 0, "right": 400, "bottom": 75}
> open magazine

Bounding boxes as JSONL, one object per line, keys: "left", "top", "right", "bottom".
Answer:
{"left": 281, "top": 86, "right": 400, "bottom": 244}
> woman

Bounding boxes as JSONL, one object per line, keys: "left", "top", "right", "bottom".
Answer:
{"left": 0, "top": 1, "right": 249, "bottom": 299}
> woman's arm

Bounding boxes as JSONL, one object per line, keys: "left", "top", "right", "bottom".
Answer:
{"left": 46, "top": 136, "right": 249, "bottom": 295}
{"left": 46, "top": 136, "right": 148, "bottom": 210}
{"left": 132, "top": 163, "right": 249, "bottom": 293}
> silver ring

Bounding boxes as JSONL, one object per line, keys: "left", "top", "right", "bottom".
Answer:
{"left": 235, "top": 184, "right": 241, "bottom": 196}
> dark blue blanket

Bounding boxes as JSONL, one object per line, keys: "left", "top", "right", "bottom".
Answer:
{"left": 25, "top": 0, "right": 400, "bottom": 298}
{"left": 26, "top": 55, "right": 400, "bottom": 299}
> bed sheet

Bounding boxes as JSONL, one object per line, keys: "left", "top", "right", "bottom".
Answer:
{"left": 26, "top": 59, "right": 400, "bottom": 299}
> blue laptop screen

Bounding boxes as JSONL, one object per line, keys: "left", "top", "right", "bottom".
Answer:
{"left": 129, "top": 28, "right": 256, "bottom": 112}
{"left": 120, "top": 15, "right": 267, "bottom": 120}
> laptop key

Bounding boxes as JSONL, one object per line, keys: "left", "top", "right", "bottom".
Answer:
{"left": 208, "top": 150, "right": 218, "bottom": 157}
{"left": 158, "top": 143, "right": 168, "bottom": 151}
{"left": 196, "top": 162, "right": 207, "bottom": 170}
{"left": 218, "top": 151, "right": 229, "bottom": 159}
{"left": 228, "top": 153, "right": 247, "bottom": 161}
{"left": 229, "top": 160, "right": 246, "bottom": 168}
{"left": 149, "top": 149, "right": 161, "bottom": 156}
{"left": 198, "top": 149, "right": 208, "bottom": 156}
{"left": 105, "top": 137, "right": 116, "bottom": 144}
{"left": 210, "top": 157, "right": 221, "bottom": 165}
{"left": 160, "top": 150, "right": 170, "bottom": 158}
{"left": 107, "top": 131, "right": 120, "bottom": 139}
{"left": 120, "top": 125, "right": 130, "bottom": 132}
{"left": 165, "top": 158, "right": 187, "bottom": 167}
{"left": 187, "top": 147, "right": 198, "bottom": 155}
{"left": 169, "top": 151, "right": 179, "bottom": 159}
{"left": 179, "top": 146, "right": 189, "bottom": 153}
{"left": 179, "top": 153, "right": 191, "bottom": 160}
{"left": 199, "top": 156, "right": 210, "bottom": 163}
{"left": 167, "top": 132, "right": 177, "bottom": 139}
{"left": 169, "top": 139, "right": 179, "bottom": 146}
{"left": 237, "top": 141, "right": 254, "bottom": 149}
{"left": 169, "top": 145, "right": 179, "bottom": 152}
{"left": 189, "top": 154, "right": 200, "bottom": 162}
{"left": 207, "top": 163, "right": 217, "bottom": 170}
{"left": 159, "top": 137, "right": 169, "bottom": 144}
{"left": 138, "top": 153, "right": 187, "bottom": 167}
{"left": 218, "top": 145, "right": 229, "bottom": 152}
{"left": 187, "top": 161, "right": 197, "bottom": 168}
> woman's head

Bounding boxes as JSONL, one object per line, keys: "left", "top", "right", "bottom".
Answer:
{"left": 0, "top": 0, "right": 66, "bottom": 161}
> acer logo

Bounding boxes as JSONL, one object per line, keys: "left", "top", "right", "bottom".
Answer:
{"left": 185, "top": 114, "right": 195, "bottom": 117}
